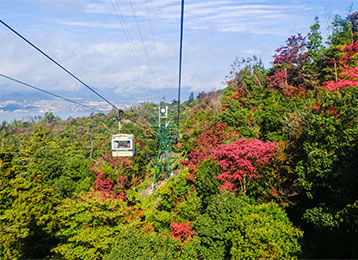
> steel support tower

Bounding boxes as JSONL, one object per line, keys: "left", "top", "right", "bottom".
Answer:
{"left": 151, "top": 103, "right": 177, "bottom": 191}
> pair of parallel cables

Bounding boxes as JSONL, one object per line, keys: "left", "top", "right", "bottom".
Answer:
{"left": 0, "top": 0, "right": 185, "bottom": 127}
{"left": 0, "top": 19, "right": 120, "bottom": 114}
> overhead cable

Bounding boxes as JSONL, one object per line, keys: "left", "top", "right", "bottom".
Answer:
{"left": 128, "top": 0, "right": 159, "bottom": 89}
{"left": 0, "top": 73, "right": 101, "bottom": 112}
{"left": 177, "top": 0, "right": 185, "bottom": 129}
{"left": 0, "top": 19, "right": 120, "bottom": 112}
{"left": 144, "top": 0, "right": 162, "bottom": 82}
{"left": 111, "top": 0, "right": 147, "bottom": 80}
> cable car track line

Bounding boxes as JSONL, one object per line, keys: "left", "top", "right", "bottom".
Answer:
{"left": 128, "top": 0, "right": 159, "bottom": 89}
{"left": 0, "top": 73, "right": 101, "bottom": 112}
{"left": 111, "top": 0, "right": 147, "bottom": 81}
{"left": 145, "top": 0, "right": 162, "bottom": 84}
{"left": 0, "top": 19, "right": 120, "bottom": 112}
{"left": 177, "top": 0, "right": 185, "bottom": 129}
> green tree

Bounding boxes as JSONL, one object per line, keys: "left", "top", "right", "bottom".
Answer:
{"left": 194, "top": 159, "right": 221, "bottom": 205}
{"left": 105, "top": 225, "right": 178, "bottom": 259}
{"left": 42, "top": 112, "right": 60, "bottom": 123}
{"left": 195, "top": 192, "right": 302, "bottom": 259}
{"left": 295, "top": 87, "right": 358, "bottom": 202}
{"left": 0, "top": 139, "right": 17, "bottom": 212}
{"left": 53, "top": 154, "right": 93, "bottom": 198}
{"left": 188, "top": 92, "right": 195, "bottom": 104}
{"left": 230, "top": 200, "right": 303, "bottom": 259}
{"left": 176, "top": 191, "right": 202, "bottom": 222}
{"left": 308, "top": 17, "right": 324, "bottom": 62}
{"left": 306, "top": 17, "right": 326, "bottom": 88}
{"left": 52, "top": 192, "right": 134, "bottom": 259}
{"left": 0, "top": 169, "right": 59, "bottom": 259}
{"left": 327, "top": 15, "right": 352, "bottom": 46}
{"left": 292, "top": 87, "right": 358, "bottom": 258}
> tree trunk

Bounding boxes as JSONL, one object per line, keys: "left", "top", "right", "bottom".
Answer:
{"left": 334, "top": 61, "right": 338, "bottom": 82}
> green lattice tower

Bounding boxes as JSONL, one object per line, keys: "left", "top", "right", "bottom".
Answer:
{"left": 151, "top": 103, "right": 177, "bottom": 191}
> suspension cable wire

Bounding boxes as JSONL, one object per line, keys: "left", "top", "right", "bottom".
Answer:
{"left": 0, "top": 19, "right": 120, "bottom": 112}
{"left": 177, "top": 0, "right": 185, "bottom": 130}
{"left": 144, "top": 0, "right": 162, "bottom": 86}
{"left": 0, "top": 73, "right": 102, "bottom": 112}
{"left": 127, "top": 0, "right": 159, "bottom": 89}
{"left": 110, "top": 0, "right": 147, "bottom": 80}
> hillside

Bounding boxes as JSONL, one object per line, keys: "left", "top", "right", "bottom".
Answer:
{"left": 1, "top": 14, "right": 358, "bottom": 259}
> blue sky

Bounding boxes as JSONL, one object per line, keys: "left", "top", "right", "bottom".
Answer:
{"left": 0, "top": 0, "right": 354, "bottom": 106}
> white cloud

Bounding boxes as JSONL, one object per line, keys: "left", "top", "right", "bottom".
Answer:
{"left": 0, "top": 0, "right": 352, "bottom": 106}
{"left": 77, "top": 0, "right": 311, "bottom": 38}
{"left": 57, "top": 20, "right": 124, "bottom": 29}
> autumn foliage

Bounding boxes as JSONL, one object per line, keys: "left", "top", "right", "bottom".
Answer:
{"left": 212, "top": 138, "right": 276, "bottom": 193}
{"left": 1, "top": 12, "right": 358, "bottom": 260}
{"left": 94, "top": 172, "right": 116, "bottom": 200}
{"left": 321, "top": 42, "right": 358, "bottom": 91}
{"left": 170, "top": 221, "right": 195, "bottom": 244}
{"left": 94, "top": 172, "right": 127, "bottom": 201}
{"left": 267, "top": 34, "right": 310, "bottom": 97}
{"left": 181, "top": 122, "right": 236, "bottom": 179}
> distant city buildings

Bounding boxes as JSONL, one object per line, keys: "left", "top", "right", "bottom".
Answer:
{"left": 0, "top": 99, "right": 124, "bottom": 113}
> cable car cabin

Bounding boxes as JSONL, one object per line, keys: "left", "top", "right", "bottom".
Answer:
{"left": 112, "top": 134, "right": 135, "bottom": 157}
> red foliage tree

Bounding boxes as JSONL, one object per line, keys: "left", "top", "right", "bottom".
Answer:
{"left": 321, "top": 41, "right": 358, "bottom": 91}
{"left": 340, "top": 40, "right": 358, "bottom": 65}
{"left": 272, "top": 34, "right": 308, "bottom": 65}
{"left": 93, "top": 171, "right": 128, "bottom": 201}
{"left": 116, "top": 175, "right": 128, "bottom": 200}
{"left": 91, "top": 153, "right": 132, "bottom": 200}
{"left": 170, "top": 221, "right": 195, "bottom": 244}
{"left": 94, "top": 172, "right": 116, "bottom": 200}
{"left": 212, "top": 138, "right": 276, "bottom": 193}
{"left": 267, "top": 34, "right": 310, "bottom": 97}
{"left": 181, "top": 122, "right": 237, "bottom": 180}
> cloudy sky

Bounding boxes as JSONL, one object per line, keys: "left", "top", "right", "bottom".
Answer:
{"left": 0, "top": 0, "right": 354, "bottom": 106}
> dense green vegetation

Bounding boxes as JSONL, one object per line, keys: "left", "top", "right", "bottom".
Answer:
{"left": 1, "top": 14, "right": 357, "bottom": 259}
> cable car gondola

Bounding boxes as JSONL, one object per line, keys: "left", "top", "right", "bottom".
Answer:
{"left": 112, "top": 133, "right": 135, "bottom": 157}
{"left": 112, "top": 110, "right": 135, "bottom": 157}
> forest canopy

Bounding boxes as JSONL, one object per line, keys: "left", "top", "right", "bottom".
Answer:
{"left": 0, "top": 12, "right": 358, "bottom": 259}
